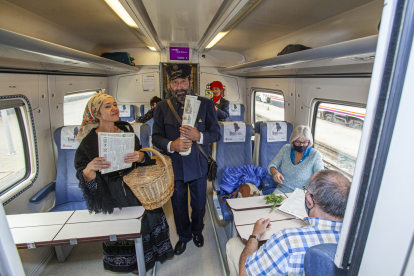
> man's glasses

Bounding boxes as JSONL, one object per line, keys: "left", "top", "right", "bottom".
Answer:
{"left": 303, "top": 186, "right": 316, "bottom": 204}
{"left": 294, "top": 140, "right": 310, "bottom": 146}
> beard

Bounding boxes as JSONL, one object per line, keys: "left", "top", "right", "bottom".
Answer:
{"left": 171, "top": 87, "right": 194, "bottom": 101}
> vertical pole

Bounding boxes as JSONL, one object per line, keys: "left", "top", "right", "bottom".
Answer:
{"left": 134, "top": 237, "right": 146, "bottom": 276}
{"left": 1, "top": 110, "right": 17, "bottom": 155}
{"left": 0, "top": 204, "right": 25, "bottom": 276}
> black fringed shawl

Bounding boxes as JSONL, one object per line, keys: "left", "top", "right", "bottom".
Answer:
{"left": 74, "top": 121, "right": 152, "bottom": 214}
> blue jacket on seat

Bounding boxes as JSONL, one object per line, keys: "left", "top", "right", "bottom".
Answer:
{"left": 220, "top": 165, "right": 270, "bottom": 195}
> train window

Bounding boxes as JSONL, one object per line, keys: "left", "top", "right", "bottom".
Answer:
{"left": 313, "top": 102, "right": 366, "bottom": 178}
{"left": 254, "top": 91, "right": 284, "bottom": 123}
{"left": 64, "top": 91, "right": 98, "bottom": 126}
{"left": 0, "top": 107, "right": 29, "bottom": 194}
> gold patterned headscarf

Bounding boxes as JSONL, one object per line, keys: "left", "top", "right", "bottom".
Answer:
{"left": 76, "top": 92, "right": 113, "bottom": 142}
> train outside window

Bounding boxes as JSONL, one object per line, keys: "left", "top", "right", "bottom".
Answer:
{"left": 0, "top": 107, "right": 28, "bottom": 193}
{"left": 63, "top": 91, "right": 98, "bottom": 126}
{"left": 254, "top": 91, "right": 284, "bottom": 123}
{"left": 313, "top": 102, "right": 366, "bottom": 179}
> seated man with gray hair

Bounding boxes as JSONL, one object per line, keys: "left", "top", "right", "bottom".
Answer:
{"left": 269, "top": 125, "right": 324, "bottom": 193}
{"left": 226, "top": 170, "right": 351, "bottom": 276}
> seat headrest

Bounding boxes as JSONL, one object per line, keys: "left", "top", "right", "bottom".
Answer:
{"left": 56, "top": 126, "right": 81, "bottom": 150}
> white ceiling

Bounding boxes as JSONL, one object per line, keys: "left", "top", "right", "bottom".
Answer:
{"left": 142, "top": 0, "right": 224, "bottom": 48}
{"left": 6, "top": 0, "right": 379, "bottom": 54}
{"left": 7, "top": 0, "right": 147, "bottom": 49}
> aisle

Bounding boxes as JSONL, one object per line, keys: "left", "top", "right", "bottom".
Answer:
{"left": 40, "top": 187, "right": 225, "bottom": 276}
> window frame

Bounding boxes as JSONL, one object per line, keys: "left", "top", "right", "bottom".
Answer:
{"left": 310, "top": 98, "right": 366, "bottom": 177}
{"left": 63, "top": 90, "right": 99, "bottom": 126}
{"left": 0, "top": 96, "right": 38, "bottom": 204}
{"left": 251, "top": 88, "right": 285, "bottom": 124}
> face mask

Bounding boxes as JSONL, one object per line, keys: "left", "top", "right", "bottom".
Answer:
{"left": 293, "top": 144, "right": 308, "bottom": 153}
{"left": 304, "top": 197, "right": 311, "bottom": 216}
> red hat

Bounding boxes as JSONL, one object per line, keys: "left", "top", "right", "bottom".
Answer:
{"left": 210, "top": 81, "right": 225, "bottom": 91}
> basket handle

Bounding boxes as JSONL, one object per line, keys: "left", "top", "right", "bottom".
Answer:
{"left": 139, "top": 147, "right": 169, "bottom": 166}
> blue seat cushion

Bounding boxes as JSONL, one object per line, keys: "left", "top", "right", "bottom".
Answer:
{"left": 50, "top": 201, "right": 88, "bottom": 212}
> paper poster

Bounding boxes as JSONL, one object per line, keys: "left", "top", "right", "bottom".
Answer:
{"left": 267, "top": 122, "right": 287, "bottom": 142}
{"left": 205, "top": 89, "right": 212, "bottom": 98}
{"left": 229, "top": 104, "right": 241, "bottom": 116}
{"left": 61, "top": 126, "right": 80, "bottom": 149}
{"left": 223, "top": 122, "right": 246, "bottom": 143}
{"left": 119, "top": 105, "right": 131, "bottom": 117}
{"left": 142, "top": 75, "right": 155, "bottom": 92}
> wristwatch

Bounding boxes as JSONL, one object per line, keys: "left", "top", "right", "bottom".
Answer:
{"left": 249, "top": 235, "right": 260, "bottom": 243}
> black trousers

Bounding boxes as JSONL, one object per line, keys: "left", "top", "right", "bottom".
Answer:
{"left": 171, "top": 175, "right": 207, "bottom": 243}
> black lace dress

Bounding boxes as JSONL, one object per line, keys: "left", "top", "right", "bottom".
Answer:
{"left": 74, "top": 121, "right": 174, "bottom": 272}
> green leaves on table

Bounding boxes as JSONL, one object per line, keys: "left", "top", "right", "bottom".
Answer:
{"left": 264, "top": 193, "right": 284, "bottom": 213}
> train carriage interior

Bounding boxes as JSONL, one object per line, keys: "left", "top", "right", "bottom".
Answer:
{"left": 0, "top": 0, "right": 413, "bottom": 275}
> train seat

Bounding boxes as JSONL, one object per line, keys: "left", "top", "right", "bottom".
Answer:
{"left": 119, "top": 105, "right": 135, "bottom": 122}
{"left": 304, "top": 244, "right": 348, "bottom": 276}
{"left": 146, "top": 118, "right": 154, "bottom": 134}
{"left": 257, "top": 121, "right": 293, "bottom": 195}
{"left": 252, "top": 121, "right": 263, "bottom": 165}
{"left": 30, "top": 126, "right": 87, "bottom": 211}
{"left": 131, "top": 123, "right": 151, "bottom": 149}
{"left": 139, "top": 104, "right": 151, "bottom": 116}
{"left": 226, "top": 103, "right": 245, "bottom": 122}
{"left": 211, "top": 122, "right": 253, "bottom": 223}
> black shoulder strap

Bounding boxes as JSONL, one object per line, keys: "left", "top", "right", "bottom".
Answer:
{"left": 167, "top": 99, "right": 182, "bottom": 124}
{"left": 167, "top": 99, "right": 210, "bottom": 161}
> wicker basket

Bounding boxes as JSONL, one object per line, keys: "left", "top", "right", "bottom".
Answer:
{"left": 123, "top": 148, "right": 174, "bottom": 210}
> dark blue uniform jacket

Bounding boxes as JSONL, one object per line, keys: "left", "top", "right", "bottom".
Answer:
{"left": 152, "top": 96, "right": 221, "bottom": 182}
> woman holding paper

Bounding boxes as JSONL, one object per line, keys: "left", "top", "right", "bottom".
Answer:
{"left": 74, "top": 93, "right": 174, "bottom": 274}
{"left": 268, "top": 125, "right": 324, "bottom": 193}
{"left": 210, "top": 81, "right": 230, "bottom": 121}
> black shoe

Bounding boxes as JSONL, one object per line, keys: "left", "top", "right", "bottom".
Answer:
{"left": 174, "top": 241, "right": 187, "bottom": 255}
{"left": 193, "top": 234, "right": 204, "bottom": 248}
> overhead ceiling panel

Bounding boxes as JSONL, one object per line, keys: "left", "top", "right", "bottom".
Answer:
{"left": 214, "top": 0, "right": 375, "bottom": 53}
{"left": 142, "top": 0, "right": 224, "bottom": 47}
{"left": 6, "top": 0, "right": 147, "bottom": 50}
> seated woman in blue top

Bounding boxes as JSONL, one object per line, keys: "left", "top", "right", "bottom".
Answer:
{"left": 268, "top": 125, "right": 324, "bottom": 193}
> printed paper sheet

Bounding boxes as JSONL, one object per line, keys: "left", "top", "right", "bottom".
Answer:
{"left": 180, "top": 95, "right": 201, "bottom": 156}
{"left": 278, "top": 188, "right": 308, "bottom": 220}
{"left": 98, "top": 132, "right": 135, "bottom": 174}
{"left": 60, "top": 126, "right": 80, "bottom": 149}
{"left": 267, "top": 122, "right": 287, "bottom": 142}
{"left": 223, "top": 122, "right": 246, "bottom": 143}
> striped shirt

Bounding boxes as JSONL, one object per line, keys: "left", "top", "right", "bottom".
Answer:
{"left": 245, "top": 217, "right": 342, "bottom": 276}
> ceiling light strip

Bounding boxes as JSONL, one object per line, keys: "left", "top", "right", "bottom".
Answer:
{"left": 105, "top": 0, "right": 138, "bottom": 28}
{"left": 206, "top": 32, "right": 229, "bottom": 49}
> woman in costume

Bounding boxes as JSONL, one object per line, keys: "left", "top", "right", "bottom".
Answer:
{"left": 268, "top": 125, "right": 324, "bottom": 193}
{"left": 210, "top": 81, "right": 229, "bottom": 121}
{"left": 74, "top": 93, "right": 174, "bottom": 274}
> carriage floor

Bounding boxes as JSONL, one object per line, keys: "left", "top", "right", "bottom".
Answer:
{"left": 39, "top": 182, "right": 229, "bottom": 276}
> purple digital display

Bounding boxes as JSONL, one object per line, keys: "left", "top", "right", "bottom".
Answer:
{"left": 169, "top": 47, "right": 190, "bottom": 60}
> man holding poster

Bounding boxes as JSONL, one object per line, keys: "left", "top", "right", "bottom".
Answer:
{"left": 153, "top": 64, "right": 221, "bottom": 255}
